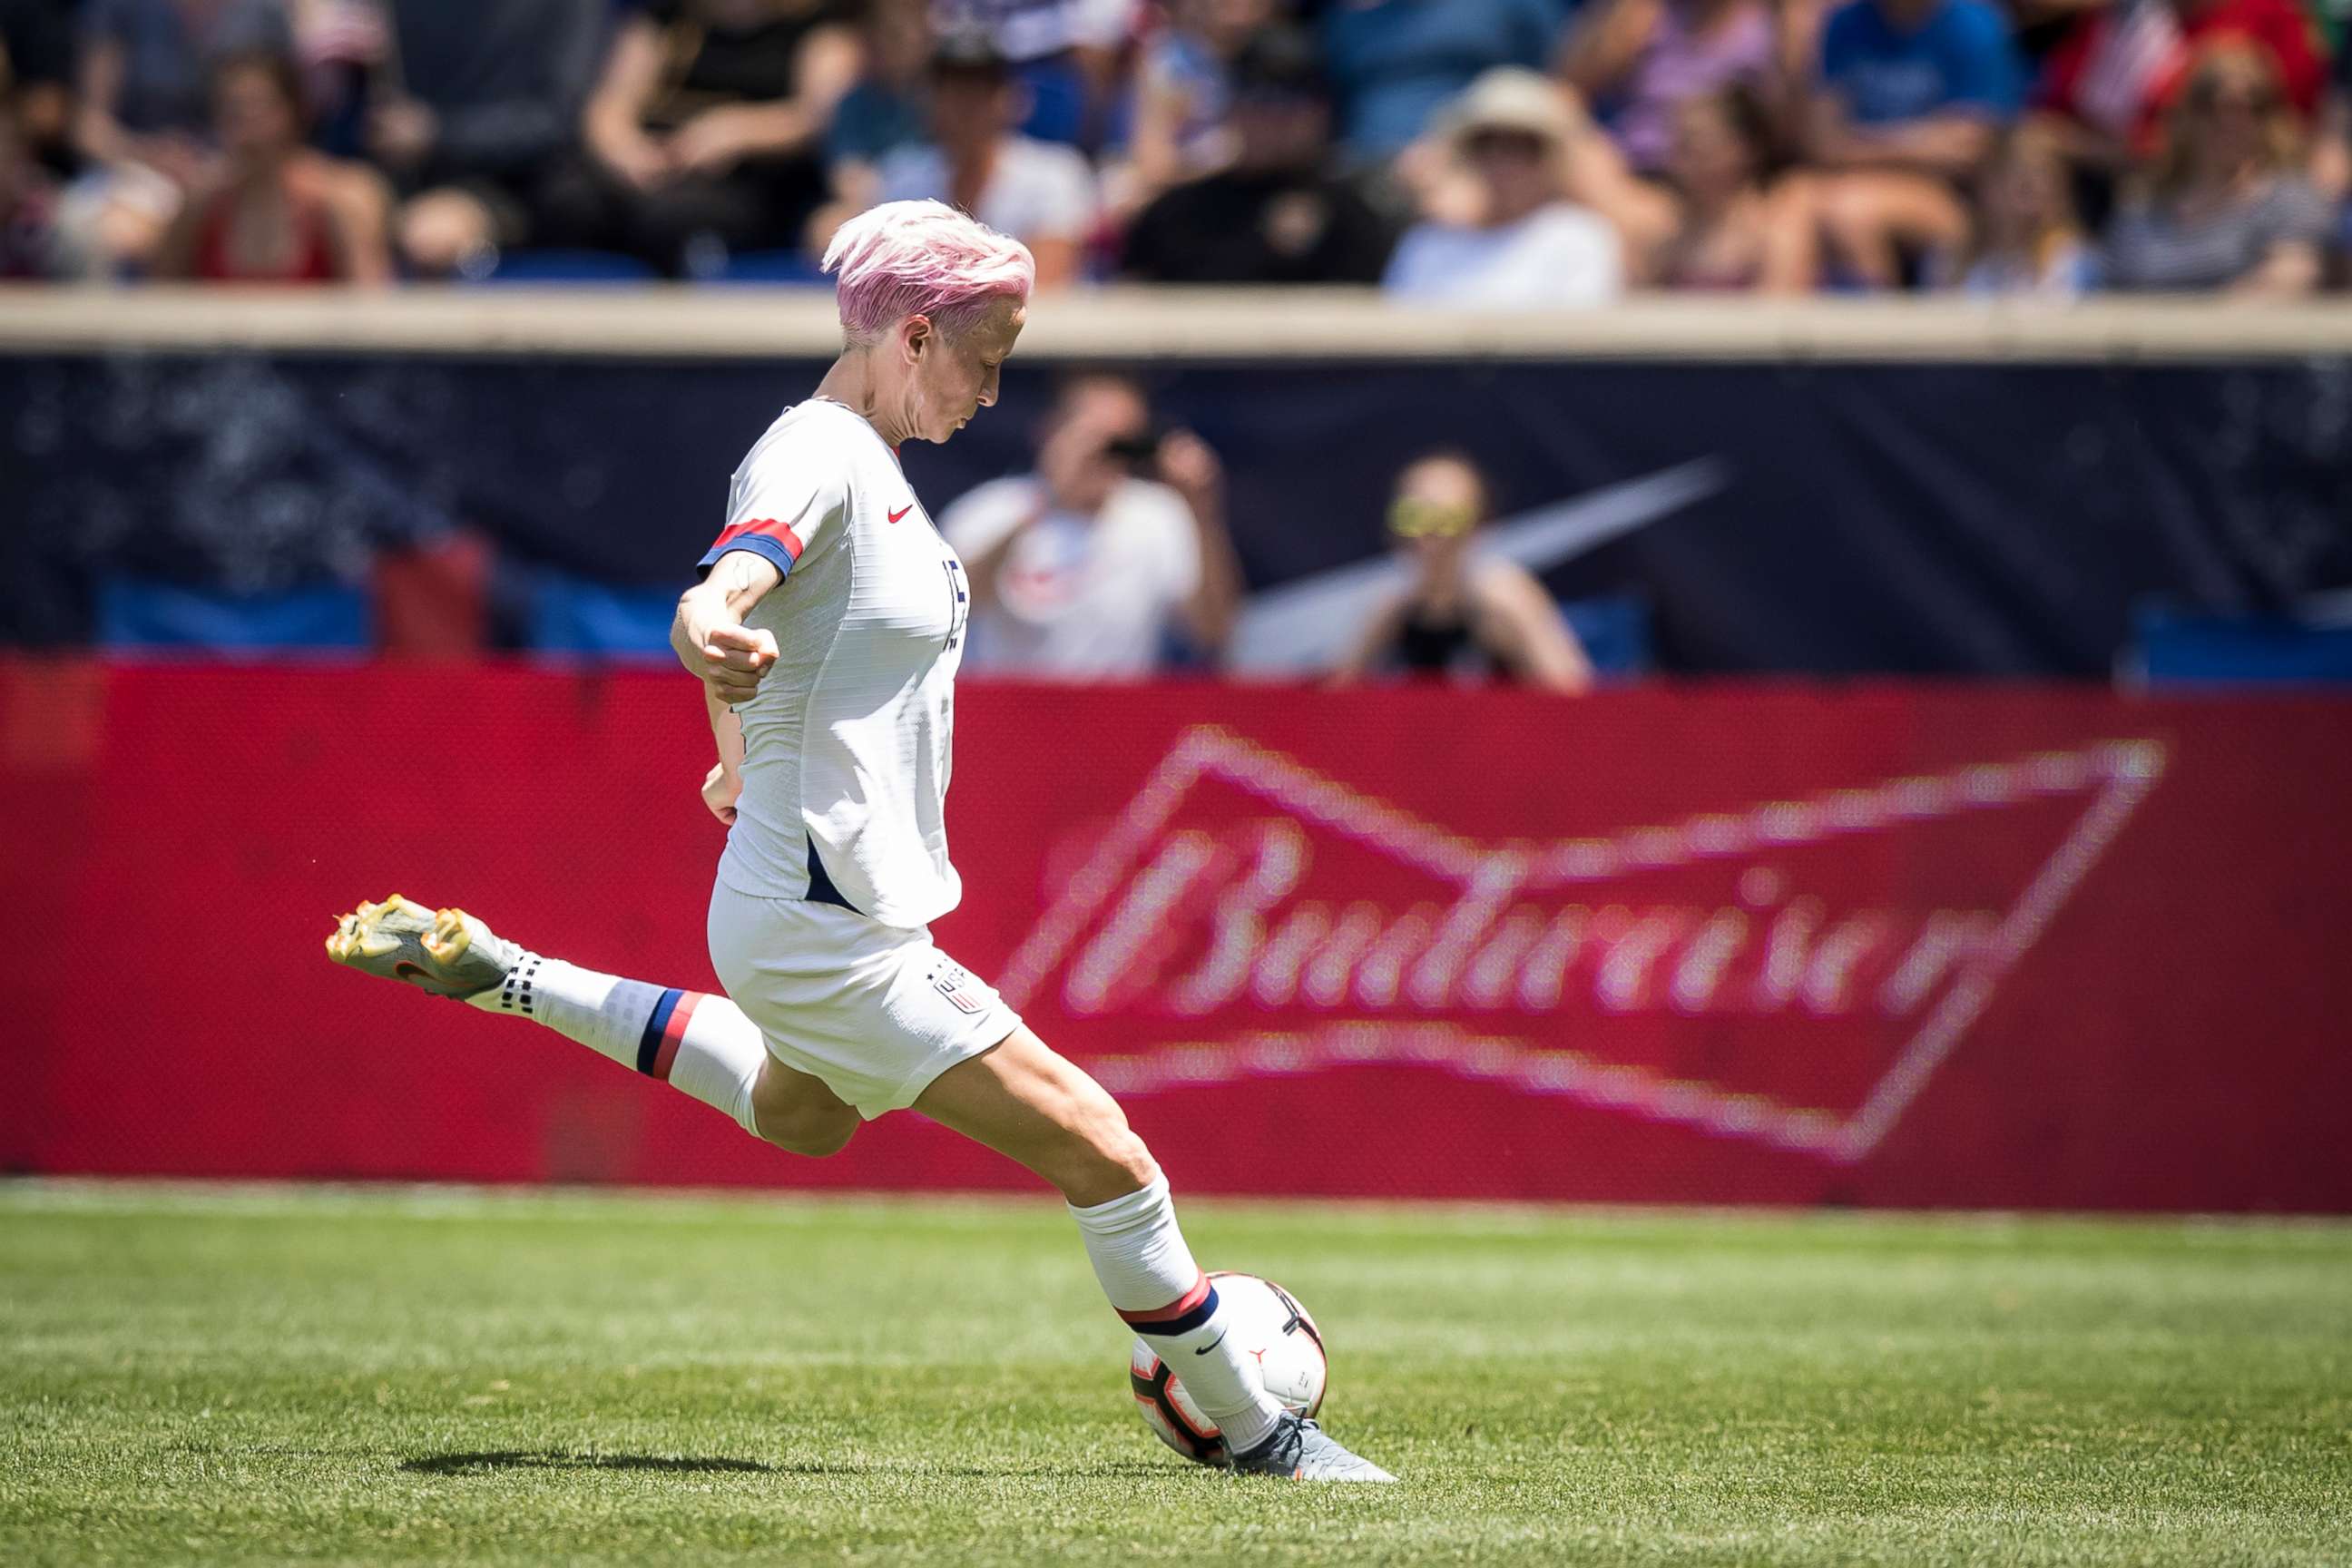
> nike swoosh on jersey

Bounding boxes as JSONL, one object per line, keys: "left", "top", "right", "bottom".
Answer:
{"left": 887, "top": 504, "right": 914, "bottom": 524}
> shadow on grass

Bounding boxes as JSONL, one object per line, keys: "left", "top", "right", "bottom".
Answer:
{"left": 403, "top": 1451, "right": 1191, "bottom": 1481}
{"left": 403, "top": 1451, "right": 773, "bottom": 1476}
{"left": 764, "top": 1460, "right": 1191, "bottom": 1480}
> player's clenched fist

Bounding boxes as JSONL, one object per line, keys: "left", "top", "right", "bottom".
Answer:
{"left": 700, "top": 624, "right": 778, "bottom": 701}
{"left": 701, "top": 761, "right": 743, "bottom": 825}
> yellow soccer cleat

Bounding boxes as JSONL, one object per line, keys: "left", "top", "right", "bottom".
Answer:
{"left": 324, "top": 894, "right": 519, "bottom": 1001}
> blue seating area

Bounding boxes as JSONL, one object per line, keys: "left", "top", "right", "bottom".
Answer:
{"left": 2133, "top": 605, "right": 2352, "bottom": 687}
{"left": 523, "top": 571, "right": 681, "bottom": 661}
{"left": 473, "top": 250, "right": 660, "bottom": 286}
{"left": 98, "top": 580, "right": 371, "bottom": 656}
{"left": 1562, "top": 595, "right": 1651, "bottom": 681}
{"left": 470, "top": 249, "right": 833, "bottom": 286}
{"left": 90, "top": 573, "right": 1656, "bottom": 678}
{"left": 704, "top": 250, "right": 829, "bottom": 286}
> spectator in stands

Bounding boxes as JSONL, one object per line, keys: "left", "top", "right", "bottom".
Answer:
{"left": 0, "top": 99, "right": 64, "bottom": 276}
{"left": 929, "top": 0, "right": 1136, "bottom": 147}
{"left": 1331, "top": 450, "right": 1593, "bottom": 691}
{"left": 154, "top": 49, "right": 388, "bottom": 284}
{"left": 1122, "top": 24, "right": 1400, "bottom": 284}
{"left": 2, "top": 0, "right": 74, "bottom": 168}
{"left": 1808, "top": 0, "right": 2024, "bottom": 288}
{"left": 828, "top": 0, "right": 932, "bottom": 173}
{"left": 1383, "top": 68, "right": 1626, "bottom": 306}
{"left": 1320, "top": 0, "right": 1567, "bottom": 161}
{"left": 1559, "top": 0, "right": 1780, "bottom": 181}
{"left": 2317, "top": 53, "right": 2349, "bottom": 202}
{"left": 2036, "top": 0, "right": 2328, "bottom": 172}
{"left": 1651, "top": 85, "right": 1818, "bottom": 289}
{"left": 69, "top": 0, "right": 293, "bottom": 271}
{"left": 572, "top": 0, "right": 860, "bottom": 275}
{"left": 939, "top": 371, "right": 1244, "bottom": 678}
{"left": 288, "top": 0, "right": 394, "bottom": 162}
{"left": 1114, "top": 0, "right": 1276, "bottom": 212}
{"left": 2102, "top": 38, "right": 2332, "bottom": 291}
{"left": 1955, "top": 120, "right": 2096, "bottom": 293}
{"left": 836, "top": 32, "right": 1095, "bottom": 287}
{"left": 74, "top": 0, "right": 289, "bottom": 171}
{"left": 369, "top": 0, "right": 605, "bottom": 276}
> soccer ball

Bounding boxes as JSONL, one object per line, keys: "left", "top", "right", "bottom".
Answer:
{"left": 1128, "top": 1271, "right": 1327, "bottom": 1464}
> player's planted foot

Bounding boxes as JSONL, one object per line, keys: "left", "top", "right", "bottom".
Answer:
{"left": 1226, "top": 1415, "right": 1396, "bottom": 1483}
{"left": 325, "top": 895, "right": 518, "bottom": 1001}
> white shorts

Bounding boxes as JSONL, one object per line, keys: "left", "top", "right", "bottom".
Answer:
{"left": 706, "top": 878, "right": 1022, "bottom": 1120}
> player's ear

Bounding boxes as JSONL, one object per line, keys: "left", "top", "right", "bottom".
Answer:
{"left": 902, "top": 314, "right": 934, "bottom": 364}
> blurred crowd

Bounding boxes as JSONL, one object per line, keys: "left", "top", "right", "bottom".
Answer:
{"left": 2, "top": 0, "right": 2348, "bottom": 296}
{"left": 942, "top": 372, "right": 1597, "bottom": 686}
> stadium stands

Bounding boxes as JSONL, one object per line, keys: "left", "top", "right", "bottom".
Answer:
{"left": 1, "top": 0, "right": 2345, "bottom": 295}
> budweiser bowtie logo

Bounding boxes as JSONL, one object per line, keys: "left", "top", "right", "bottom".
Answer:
{"left": 1004, "top": 726, "right": 2166, "bottom": 1163}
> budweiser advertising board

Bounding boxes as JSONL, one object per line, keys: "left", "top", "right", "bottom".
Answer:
{"left": 945, "top": 683, "right": 2351, "bottom": 1210}
{"left": 5, "top": 669, "right": 2347, "bottom": 1210}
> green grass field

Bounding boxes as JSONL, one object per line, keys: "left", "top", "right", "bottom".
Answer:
{"left": 3, "top": 1183, "right": 2347, "bottom": 1567}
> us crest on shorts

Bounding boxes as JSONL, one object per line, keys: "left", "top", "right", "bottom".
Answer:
{"left": 929, "top": 961, "right": 988, "bottom": 1016}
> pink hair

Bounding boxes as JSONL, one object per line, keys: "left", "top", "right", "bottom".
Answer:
{"left": 822, "top": 200, "right": 1035, "bottom": 345}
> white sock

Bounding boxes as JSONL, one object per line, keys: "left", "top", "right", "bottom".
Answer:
{"left": 469, "top": 955, "right": 765, "bottom": 1137}
{"left": 1069, "top": 1176, "right": 1283, "bottom": 1452}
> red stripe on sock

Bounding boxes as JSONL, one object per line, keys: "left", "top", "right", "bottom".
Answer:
{"left": 1117, "top": 1271, "right": 1211, "bottom": 1328}
{"left": 651, "top": 991, "right": 702, "bottom": 1083}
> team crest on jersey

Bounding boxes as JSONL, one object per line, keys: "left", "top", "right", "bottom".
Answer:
{"left": 929, "top": 962, "right": 987, "bottom": 1015}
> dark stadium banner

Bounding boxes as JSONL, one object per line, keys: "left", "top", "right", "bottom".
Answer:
{"left": 3, "top": 351, "right": 2348, "bottom": 671}
{"left": 5, "top": 663, "right": 2348, "bottom": 1211}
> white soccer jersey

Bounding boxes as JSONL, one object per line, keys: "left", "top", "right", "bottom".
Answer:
{"left": 698, "top": 398, "right": 972, "bottom": 929}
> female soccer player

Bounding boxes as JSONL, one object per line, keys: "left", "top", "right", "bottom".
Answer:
{"left": 326, "top": 199, "right": 1392, "bottom": 1484}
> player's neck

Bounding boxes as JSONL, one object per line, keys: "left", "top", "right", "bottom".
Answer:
{"left": 814, "top": 352, "right": 911, "bottom": 448}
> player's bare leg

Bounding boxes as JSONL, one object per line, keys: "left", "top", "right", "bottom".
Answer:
{"left": 327, "top": 897, "right": 1387, "bottom": 1478}
{"left": 324, "top": 894, "right": 852, "bottom": 1155}
{"left": 914, "top": 1026, "right": 1396, "bottom": 1483}
{"left": 747, "top": 1058, "right": 858, "bottom": 1157}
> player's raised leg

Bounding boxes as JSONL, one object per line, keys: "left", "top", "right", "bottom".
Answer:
{"left": 323, "top": 894, "right": 858, "bottom": 1156}
{"left": 913, "top": 1026, "right": 1396, "bottom": 1483}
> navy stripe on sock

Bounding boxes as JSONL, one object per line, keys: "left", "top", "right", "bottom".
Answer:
{"left": 1127, "top": 1284, "right": 1220, "bottom": 1338}
{"left": 636, "top": 988, "right": 684, "bottom": 1075}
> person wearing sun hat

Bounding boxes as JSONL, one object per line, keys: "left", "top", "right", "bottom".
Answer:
{"left": 1381, "top": 68, "right": 1627, "bottom": 306}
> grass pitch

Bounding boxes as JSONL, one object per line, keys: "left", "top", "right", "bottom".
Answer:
{"left": 3, "top": 1184, "right": 2347, "bottom": 1567}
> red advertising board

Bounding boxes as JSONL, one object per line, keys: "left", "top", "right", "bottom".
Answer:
{"left": 3, "top": 663, "right": 2347, "bottom": 1210}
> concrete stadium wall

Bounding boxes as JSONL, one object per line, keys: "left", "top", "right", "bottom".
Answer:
{"left": 7, "top": 287, "right": 2352, "bottom": 360}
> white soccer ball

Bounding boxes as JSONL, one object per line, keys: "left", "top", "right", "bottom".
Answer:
{"left": 1128, "top": 1271, "right": 1328, "bottom": 1465}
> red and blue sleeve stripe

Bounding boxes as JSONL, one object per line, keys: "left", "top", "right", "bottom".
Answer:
{"left": 698, "top": 516, "right": 806, "bottom": 582}
{"left": 1117, "top": 1272, "right": 1220, "bottom": 1337}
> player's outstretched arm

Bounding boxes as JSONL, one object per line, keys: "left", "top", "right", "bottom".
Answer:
{"left": 671, "top": 551, "right": 784, "bottom": 703}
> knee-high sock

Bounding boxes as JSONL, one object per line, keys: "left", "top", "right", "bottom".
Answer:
{"left": 1069, "top": 1176, "right": 1282, "bottom": 1452}
{"left": 466, "top": 954, "right": 765, "bottom": 1137}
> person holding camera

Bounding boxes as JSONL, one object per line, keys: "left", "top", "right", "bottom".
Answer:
{"left": 1331, "top": 449, "right": 1594, "bottom": 691}
{"left": 938, "top": 371, "right": 1243, "bottom": 679}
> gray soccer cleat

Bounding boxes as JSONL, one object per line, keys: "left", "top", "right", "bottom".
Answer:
{"left": 324, "top": 894, "right": 519, "bottom": 1001}
{"left": 1227, "top": 1414, "right": 1397, "bottom": 1483}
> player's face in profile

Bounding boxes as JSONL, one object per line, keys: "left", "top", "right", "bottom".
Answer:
{"left": 912, "top": 297, "right": 1025, "bottom": 444}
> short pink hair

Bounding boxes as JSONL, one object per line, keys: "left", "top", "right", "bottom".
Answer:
{"left": 822, "top": 200, "right": 1035, "bottom": 345}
